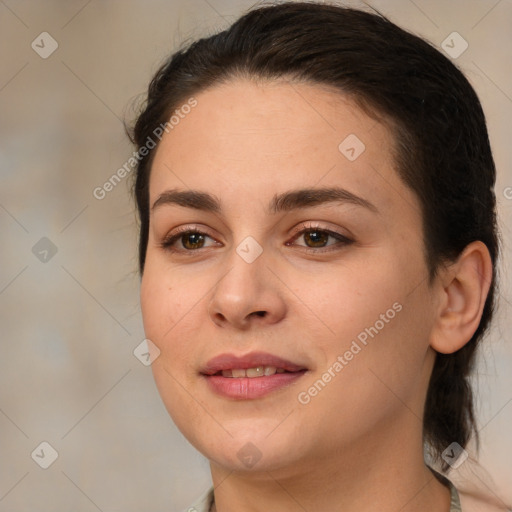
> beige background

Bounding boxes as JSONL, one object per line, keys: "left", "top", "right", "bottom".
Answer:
{"left": 0, "top": 0, "right": 511, "bottom": 510}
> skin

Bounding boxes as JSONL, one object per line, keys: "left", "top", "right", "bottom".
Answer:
{"left": 140, "top": 79, "right": 493, "bottom": 511}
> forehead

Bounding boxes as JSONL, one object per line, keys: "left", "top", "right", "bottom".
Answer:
{"left": 149, "top": 78, "right": 418, "bottom": 219}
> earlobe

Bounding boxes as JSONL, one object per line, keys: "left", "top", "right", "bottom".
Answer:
{"left": 429, "top": 241, "right": 493, "bottom": 354}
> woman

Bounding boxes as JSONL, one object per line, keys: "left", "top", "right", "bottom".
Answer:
{"left": 128, "top": 2, "right": 508, "bottom": 511}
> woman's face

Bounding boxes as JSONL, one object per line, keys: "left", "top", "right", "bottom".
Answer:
{"left": 140, "top": 79, "right": 440, "bottom": 476}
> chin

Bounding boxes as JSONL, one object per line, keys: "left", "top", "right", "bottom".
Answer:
{"left": 206, "top": 442, "right": 297, "bottom": 475}
{"left": 188, "top": 424, "right": 300, "bottom": 473}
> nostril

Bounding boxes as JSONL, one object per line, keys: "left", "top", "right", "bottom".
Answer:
{"left": 254, "top": 311, "right": 266, "bottom": 317}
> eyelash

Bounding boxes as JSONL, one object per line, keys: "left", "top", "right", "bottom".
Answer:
{"left": 159, "top": 223, "right": 353, "bottom": 255}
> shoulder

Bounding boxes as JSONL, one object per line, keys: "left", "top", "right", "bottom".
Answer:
{"left": 458, "top": 490, "right": 511, "bottom": 512}
{"left": 183, "top": 486, "right": 214, "bottom": 512}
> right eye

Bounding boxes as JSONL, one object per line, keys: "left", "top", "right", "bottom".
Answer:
{"left": 159, "top": 228, "right": 221, "bottom": 253}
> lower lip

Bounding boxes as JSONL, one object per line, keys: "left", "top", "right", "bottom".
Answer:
{"left": 203, "top": 371, "right": 307, "bottom": 399}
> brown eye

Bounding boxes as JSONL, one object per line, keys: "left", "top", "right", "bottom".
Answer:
{"left": 303, "top": 230, "right": 330, "bottom": 248}
{"left": 181, "top": 232, "right": 206, "bottom": 250}
{"left": 160, "top": 230, "right": 219, "bottom": 253}
{"left": 287, "top": 226, "right": 353, "bottom": 253}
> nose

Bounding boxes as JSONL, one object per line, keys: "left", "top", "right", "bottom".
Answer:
{"left": 207, "top": 248, "right": 287, "bottom": 330}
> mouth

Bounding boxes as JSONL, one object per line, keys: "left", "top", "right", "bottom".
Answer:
{"left": 200, "top": 351, "right": 308, "bottom": 399}
{"left": 201, "top": 351, "right": 307, "bottom": 376}
{"left": 213, "top": 366, "right": 292, "bottom": 378}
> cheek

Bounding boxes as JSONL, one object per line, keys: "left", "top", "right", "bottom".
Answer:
{"left": 140, "top": 259, "right": 210, "bottom": 377}
{"left": 141, "top": 267, "right": 206, "bottom": 429}
{"left": 297, "top": 296, "right": 433, "bottom": 446}
{"left": 140, "top": 258, "right": 195, "bottom": 345}
{"left": 140, "top": 274, "right": 169, "bottom": 347}
{"left": 316, "top": 255, "right": 406, "bottom": 337}
{"left": 310, "top": 246, "right": 434, "bottom": 389}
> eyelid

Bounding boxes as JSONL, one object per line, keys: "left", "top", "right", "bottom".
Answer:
{"left": 289, "top": 221, "right": 352, "bottom": 241}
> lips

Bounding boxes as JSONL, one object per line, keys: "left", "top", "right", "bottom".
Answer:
{"left": 200, "top": 351, "right": 308, "bottom": 400}
{"left": 201, "top": 351, "right": 307, "bottom": 375}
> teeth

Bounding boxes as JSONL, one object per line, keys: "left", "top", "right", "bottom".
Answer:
{"left": 264, "top": 366, "right": 277, "bottom": 376}
{"left": 220, "top": 366, "right": 280, "bottom": 378}
{"left": 246, "top": 366, "right": 265, "bottom": 377}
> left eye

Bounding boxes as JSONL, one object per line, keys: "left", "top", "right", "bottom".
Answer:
{"left": 288, "top": 228, "right": 352, "bottom": 250}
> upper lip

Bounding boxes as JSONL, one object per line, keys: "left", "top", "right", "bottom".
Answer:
{"left": 201, "top": 351, "right": 308, "bottom": 375}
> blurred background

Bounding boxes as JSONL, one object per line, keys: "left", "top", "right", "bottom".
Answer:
{"left": 0, "top": 0, "right": 511, "bottom": 510}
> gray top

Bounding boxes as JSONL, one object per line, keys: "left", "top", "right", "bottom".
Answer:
{"left": 432, "top": 468, "right": 462, "bottom": 512}
{"left": 451, "top": 481, "right": 463, "bottom": 512}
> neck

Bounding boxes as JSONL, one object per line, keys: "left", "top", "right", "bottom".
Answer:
{"left": 209, "top": 416, "right": 451, "bottom": 512}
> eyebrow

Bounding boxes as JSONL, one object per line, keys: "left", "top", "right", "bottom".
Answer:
{"left": 151, "top": 186, "right": 378, "bottom": 214}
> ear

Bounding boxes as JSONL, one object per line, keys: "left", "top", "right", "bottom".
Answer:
{"left": 429, "top": 241, "right": 493, "bottom": 354}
